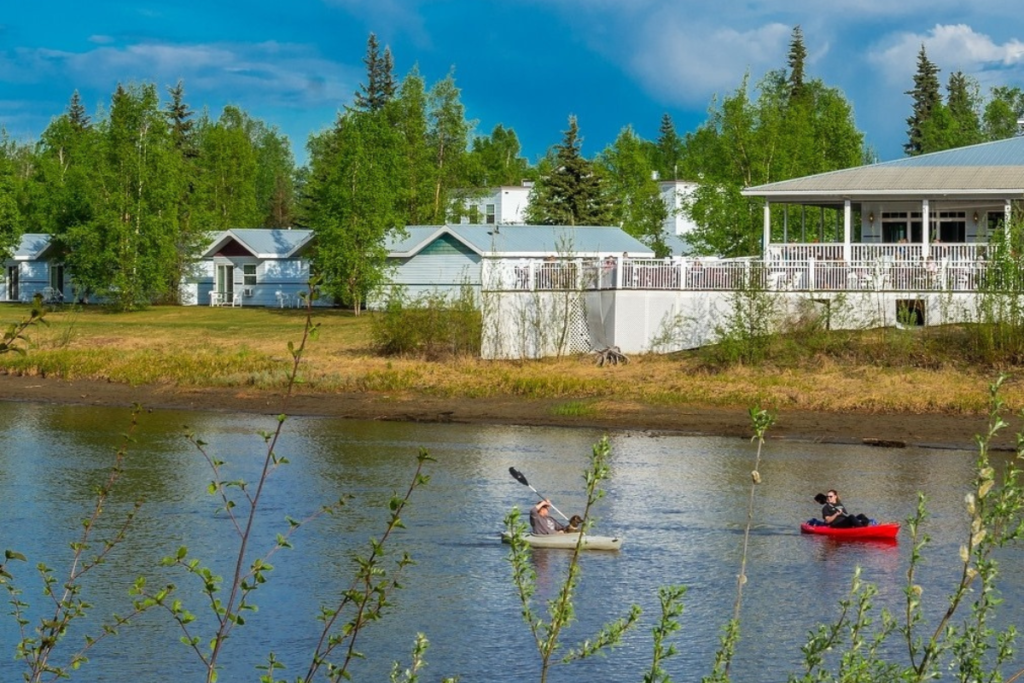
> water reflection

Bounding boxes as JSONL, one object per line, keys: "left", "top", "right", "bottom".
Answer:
{"left": 0, "top": 400, "right": 1021, "bottom": 682}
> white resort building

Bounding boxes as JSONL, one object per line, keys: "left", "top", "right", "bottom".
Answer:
{"left": 480, "top": 137, "right": 1024, "bottom": 359}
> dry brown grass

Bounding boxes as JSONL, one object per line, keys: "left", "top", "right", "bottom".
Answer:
{"left": 2, "top": 303, "right": 1021, "bottom": 417}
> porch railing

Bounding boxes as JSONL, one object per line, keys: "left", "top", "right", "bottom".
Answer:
{"left": 481, "top": 254, "right": 1014, "bottom": 293}
{"left": 767, "top": 242, "right": 989, "bottom": 263}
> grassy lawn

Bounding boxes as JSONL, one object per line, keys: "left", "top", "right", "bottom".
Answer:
{"left": 1, "top": 302, "right": 1019, "bottom": 416}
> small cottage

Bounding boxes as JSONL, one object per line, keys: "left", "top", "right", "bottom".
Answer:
{"left": 380, "top": 224, "right": 654, "bottom": 306}
{"left": 193, "top": 228, "right": 324, "bottom": 308}
{"left": 2, "top": 233, "right": 66, "bottom": 304}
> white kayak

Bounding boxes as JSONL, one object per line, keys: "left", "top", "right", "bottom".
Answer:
{"left": 501, "top": 532, "right": 623, "bottom": 551}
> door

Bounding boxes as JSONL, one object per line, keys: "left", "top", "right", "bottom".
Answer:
{"left": 6, "top": 266, "right": 18, "bottom": 302}
{"left": 49, "top": 264, "right": 65, "bottom": 301}
{"left": 216, "top": 264, "right": 234, "bottom": 302}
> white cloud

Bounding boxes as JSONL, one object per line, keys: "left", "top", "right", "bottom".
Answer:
{"left": 1, "top": 41, "right": 356, "bottom": 109}
{"left": 868, "top": 24, "right": 1024, "bottom": 90}
{"left": 628, "top": 13, "right": 792, "bottom": 107}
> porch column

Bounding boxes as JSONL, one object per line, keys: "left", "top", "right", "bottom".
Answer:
{"left": 763, "top": 201, "right": 771, "bottom": 256}
{"left": 921, "top": 199, "right": 930, "bottom": 259}
{"left": 843, "top": 199, "right": 852, "bottom": 262}
{"left": 1006, "top": 200, "right": 1013, "bottom": 238}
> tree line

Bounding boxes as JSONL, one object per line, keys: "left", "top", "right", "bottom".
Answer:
{"left": 2, "top": 28, "right": 1023, "bottom": 309}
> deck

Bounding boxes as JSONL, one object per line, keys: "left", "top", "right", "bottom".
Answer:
{"left": 482, "top": 243, "right": 1001, "bottom": 294}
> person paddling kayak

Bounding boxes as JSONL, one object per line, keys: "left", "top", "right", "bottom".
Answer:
{"left": 816, "top": 489, "right": 870, "bottom": 528}
{"left": 530, "top": 499, "right": 566, "bottom": 534}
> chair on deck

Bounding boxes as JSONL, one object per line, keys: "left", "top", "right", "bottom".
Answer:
{"left": 275, "top": 290, "right": 290, "bottom": 308}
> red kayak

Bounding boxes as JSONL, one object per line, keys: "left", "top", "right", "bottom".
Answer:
{"left": 800, "top": 521, "right": 900, "bottom": 540}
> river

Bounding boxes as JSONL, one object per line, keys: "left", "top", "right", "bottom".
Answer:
{"left": 0, "top": 400, "right": 1021, "bottom": 682}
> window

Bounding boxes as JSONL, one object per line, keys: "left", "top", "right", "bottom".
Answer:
{"left": 485, "top": 204, "right": 496, "bottom": 225}
{"left": 243, "top": 264, "right": 257, "bottom": 286}
{"left": 468, "top": 206, "right": 480, "bottom": 223}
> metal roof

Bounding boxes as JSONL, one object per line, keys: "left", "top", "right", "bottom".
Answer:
{"left": 743, "top": 136, "right": 1024, "bottom": 201}
{"left": 202, "top": 228, "right": 314, "bottom": 259}
{"left": 387, "top": 224, "right": 655, "bottom": 258}
{"left": 11, "top": 233, "right": 55, "bottom": 260}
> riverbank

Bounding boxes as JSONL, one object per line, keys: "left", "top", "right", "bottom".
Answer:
{"left": 1, "top": 372, "right": 1016, "bottom": 451}
{"left": 2, "top": 304, "right": 1022, "bottom": 451}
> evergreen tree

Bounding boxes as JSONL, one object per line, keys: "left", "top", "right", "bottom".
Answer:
{"left": 945, "top": 70, "right": 983, "bottom": 149}
{"left": 904, "top": 44, "right": 942, "bottom": 156}
{"left": 67, "top": 91, "right": 90, "bottom": 132}
{"left": 525, "top": 116, "right": 613, "bottom": 226}
{"left": 787, "top": 25, "right": 807, "bottom": 99}
{"left": 306, "top": 37, "right": 408, "bottom": 313}
{"left": 165, "top": 80, "right": 197, "bottom": 158}
{"left": 352, "top": 33, "right": 396, "bottom": 113}
{"left": 599, "top": 126, "right": 669, "bottom": 255}
{"left": 654, "top": 113, "right": 682, "bottom": 180}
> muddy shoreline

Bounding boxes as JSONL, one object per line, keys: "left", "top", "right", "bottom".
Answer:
{"left": 3, "top": 374, "right": 1018, "bottom": 452}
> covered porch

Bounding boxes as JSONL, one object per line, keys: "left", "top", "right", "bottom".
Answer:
{"left": 743, "top": 136, "right": 1024, "bottom": 267}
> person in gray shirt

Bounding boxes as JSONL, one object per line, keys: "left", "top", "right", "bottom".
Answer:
{"left": 529, "top": 499, "right": 566, "bottom": 535}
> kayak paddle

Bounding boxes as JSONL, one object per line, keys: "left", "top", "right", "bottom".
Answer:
{"left": 508, "top": 466, "right": 569, "bottom": 520}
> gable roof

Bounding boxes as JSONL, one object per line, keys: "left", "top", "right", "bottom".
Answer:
{"left": 202, "top": 228, "right": 314, "bottom": 259}
{"left": 10, "top": 233, "right": 57, "bottom": 261}
{"left": 743, "top": 136, "right": 1024, "bottom": 203}
{"left": 387, "top": 224, "right": 654, "bottom": 259}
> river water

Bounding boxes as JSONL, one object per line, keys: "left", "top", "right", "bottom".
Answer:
{"left": 0, "top": 400, "right": 1021, "bottom": 682}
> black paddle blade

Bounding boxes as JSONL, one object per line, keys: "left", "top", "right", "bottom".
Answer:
{"left": 509, "top": 467, "right": 529, "bottom": 486}
{"left": 814, "top": 493, "right": 827, "bottom": 505}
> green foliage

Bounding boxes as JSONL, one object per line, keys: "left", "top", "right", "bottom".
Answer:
{"left": 703, "top": 264, "right": 781, "bottom": 365}
{"left": 680, "top": 30, "right": 864, "bottom": 256}
{"left": 305, "top": 108, "right": 405, "bottom": 314}
{"left": 352, "top": 32, "right": 396, "bottom": 113}
{"left": 426, "top": 70, "right": 473, "bottom": 224}
{"left": 549, "top": 400, "right": 596, "bottom": 418}
{"left": 525, "top": 116, "right": 614, "bottom": 227}
{"left": 905, "top": 44, "right": 943, "bottom": 156}
{"left": 598, "top": 126, "right": 670, "bottom": 256}
{"left": 653, "top": 113, "right": 683, "bottom": 181}
{"left": 504, "top": 436, "right": 643, "bottom": 683}
{"left": 370, "top": 285, "right": 482, "bottom": 359}
{"left": 465, "top": 124, "right": 534, "bottom": 188}
{"left": 0, "top": 129, "right": 28, "bottom": 248}
{"left": 982, "top": 86, "right": 1024, "bottom": 140}
{"left": 966, "top": 208, "right": 1024, "bottom": 363}
{"left": 1, "top": 295, "right": 46, "bottom": 355}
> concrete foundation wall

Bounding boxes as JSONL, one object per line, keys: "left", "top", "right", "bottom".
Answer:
{"left": 481, "top": 289, "right": 982, "bottom": 359}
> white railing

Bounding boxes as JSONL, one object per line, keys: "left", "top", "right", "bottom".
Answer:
{"left": 768, "top": 242, "right": 990, "bottom": 263}
{"left": 481, "top": 253, "right": 1020, "bottom": 293}
{"left": 766, "top": 244, "right": 844, "bottom": 261}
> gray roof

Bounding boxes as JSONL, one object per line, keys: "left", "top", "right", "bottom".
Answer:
{"left": 387, "top": 224, "right": 654, "bottom": 258}
{"left": 743, "top": 136, "right": 1024, "bottom": 202}
{"left": 11, "top": 233, "right": 55, "bottom": 260}
{"left": 202, "top": 228, "right": 314, "bottom": 259}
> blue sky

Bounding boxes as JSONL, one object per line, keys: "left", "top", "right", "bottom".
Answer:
{"left": 3, "top": 1, "right": 1024, "bottom": 169}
